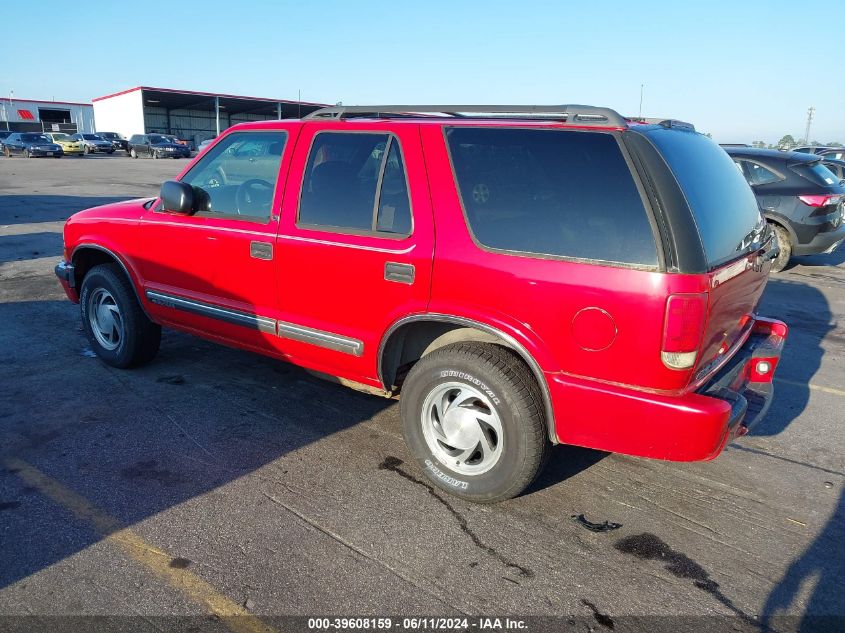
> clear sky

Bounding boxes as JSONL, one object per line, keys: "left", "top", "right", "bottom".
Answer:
{"left": 1, "top": 0, "right": 842, "bottom": 144}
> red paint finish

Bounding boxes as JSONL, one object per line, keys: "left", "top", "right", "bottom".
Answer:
{"left": 58, "top": 114, "right": 789, "bottom": 464}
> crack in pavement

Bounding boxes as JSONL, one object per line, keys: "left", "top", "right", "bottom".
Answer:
{"left": 378, "top": 456, "right": 535, "bottom": 580}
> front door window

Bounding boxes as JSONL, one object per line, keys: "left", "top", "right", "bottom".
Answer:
{"left": 180, "top": 131, "right": 288, "bottom": 221}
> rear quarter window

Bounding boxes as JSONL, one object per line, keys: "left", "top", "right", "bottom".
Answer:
{"left": 445, "top": 127, "right": 658, "bottom": 267}
{"left": 643, "top": 129, "right": 763, "bottom": 269}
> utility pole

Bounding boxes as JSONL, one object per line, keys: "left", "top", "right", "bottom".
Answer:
{"left": 638, "top": 84, "right": 644, "bottom": 118}
{"left": 804, "top": 106, "right": 815, "bottom": 145}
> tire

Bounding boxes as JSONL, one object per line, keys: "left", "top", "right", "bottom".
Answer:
{"left": 130, "top": 148, "right": 137, "bottom": 159}
{"left": 152, "top": 151, "right": 158, "bottom": 160}
{"left": 400, "top": 342, "right": 548, "bottom": 503}
{"left": 84, "top": 145, "right": 90, "bottom": 155}
{"left": 3, "top": 147, "right": 9, "bottom": 158}
{"left": 23, "top": 149, "right": 31, "bottom": 158}
{"left": 80, "top": 264, "right": 161, "bottom": 368}
{"left": 769, "top": 223, "right": 792, "bottom": 273}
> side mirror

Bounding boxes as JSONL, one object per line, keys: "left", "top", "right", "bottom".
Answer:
{"left": 160, "top": 180, "right": 195, "bottom": 215}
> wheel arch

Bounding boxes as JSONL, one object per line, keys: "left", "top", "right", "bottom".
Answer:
{"left": 763, "top": 213, "right": 797, "bottom": 246}
{"left": 71, "top": 244, "right": 150, "bottom": 318}
{"left": 378, "top": 314, "right": 558, "bottom": 444}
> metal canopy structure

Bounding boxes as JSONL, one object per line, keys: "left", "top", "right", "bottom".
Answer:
{"left": 93, "top": 86, "right": 327, "bottom": 147}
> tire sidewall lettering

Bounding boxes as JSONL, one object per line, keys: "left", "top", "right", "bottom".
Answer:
{"left": 438, "top": 369, "right": 501, "bottom": 405}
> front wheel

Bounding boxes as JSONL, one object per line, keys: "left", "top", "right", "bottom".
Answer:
{"left": 130, "top": 148, "right": 137, "bottom": 159}
{"left": 769, "top": 224, "right": 792, "bottom": 273}
{"left": 23, "top": 149, "right": 31, "bottom": 158}
{"left": 400, "top": 342, "right": 548, "bottom": 503}
{"left": 80, "top": 264, "right": 161, "bottom": 368}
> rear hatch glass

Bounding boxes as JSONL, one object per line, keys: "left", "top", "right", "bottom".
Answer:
{"left": 643, "top": 129, "right": 770, "bottom": 381}
{"left": 791, "top": 160, "right": 842, "bottom": 187}
{"left": 643, "top": 128, "right": 763, "bottom": 269}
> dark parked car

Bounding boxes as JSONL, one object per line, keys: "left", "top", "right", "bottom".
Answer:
{"left": 726, "top": 147, "right": 845, "bottom": 271}
{"left": 71, "top": 133, "right": 115, "bottom": 154}
{"left": 822, "top": 158, "right": 845, "bottom": 181}
{"left": 819, "top": 148, "right": 845, "bottom": 161}
{"left": 127, "top": 134, "right": 191, "bottom": 159}
{"left": 0, "top": 130, "right": 12, "bottom": 147}
{"left": 97, "top": 132, "right": 128, "bottom": 153}
{"left": 791, "top": 146, "right": 838, "bottom": 155}
{"left": 2, "top": 133, "right": 63, "bottom": 158}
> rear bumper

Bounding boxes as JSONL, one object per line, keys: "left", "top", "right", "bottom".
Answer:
{"left": 549, "top": 317, "right": 788, "bottom": 461}
{"left": 792, "top": 222, "right": 845, "bottom": 256}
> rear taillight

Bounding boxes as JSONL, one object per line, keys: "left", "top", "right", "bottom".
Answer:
{"left": 797, "top": 194, "right": 842, "bottom": 207}
{"left": 661, "top": 293, "right": 708, "bottom": 370}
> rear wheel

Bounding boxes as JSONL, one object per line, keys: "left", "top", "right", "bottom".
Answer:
{"left": 80, "top": 264, "right": 161, "bottom": 368}
{"left": 400, "top": 342, "right": 548, "bottom": 503}
{"left": 3, "top": 147, "right": 9, "bottom": 158}
{"left": 769, "top": 223, "right": 792, "bottom": 273}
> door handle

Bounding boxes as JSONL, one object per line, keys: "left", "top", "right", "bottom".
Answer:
{"left": 384, "top": 262, "right": 414, "bottom": 284}
{"left": 250, "top": 241, "right": 273, "bottom": 260}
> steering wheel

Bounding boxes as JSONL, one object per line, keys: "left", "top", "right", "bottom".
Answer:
{"left": 235, "top": 179, "right": 274, "bottom": 215}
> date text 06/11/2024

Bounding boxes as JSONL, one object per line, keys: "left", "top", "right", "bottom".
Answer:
{"left": 307, "top": 617, "right": 528, "bottom": 630}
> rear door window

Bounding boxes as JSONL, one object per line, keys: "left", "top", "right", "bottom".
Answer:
{"left": 643, "top": 129, "right": 763, "bottom": 268}
{"left": 737, "top": 160, "right": 782, "bottom": 186}
{"left": 298, "top": 132, "right": 412, "bottom": 236}
{"left": 445, "top": 127, "right": 657, "bottom": 266}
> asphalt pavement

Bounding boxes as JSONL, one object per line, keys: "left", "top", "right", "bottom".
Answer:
{"left": 0, "top": 155, "right": 843, "bottom": 633}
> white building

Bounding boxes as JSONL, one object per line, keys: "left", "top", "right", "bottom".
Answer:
{"left": 92, "top": 86, "right": 325, "bottom": 147}
{"left": 0, "top": 97, "right": 95, "bottom": 133}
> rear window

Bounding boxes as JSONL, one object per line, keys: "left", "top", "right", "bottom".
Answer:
{"left": 644, "top": 129, "right": 762, "bottom": 268}
{"left": 445, "top": 128, "right": 658, "bottom": 266}
{"left": 791, "top": 161, "right": 841, "bottom": 186}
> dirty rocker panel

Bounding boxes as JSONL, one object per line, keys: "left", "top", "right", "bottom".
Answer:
{"left": 145, "top": 290, "right": 364, "bottom": 356}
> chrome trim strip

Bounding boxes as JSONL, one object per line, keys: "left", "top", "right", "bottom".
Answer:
{"left": 377, "top": 314, "right": 558, "bottom": 444}
{"left": 145, "top": 290, "right": 276, "bottom": 334}
{"left": 276, "top": 321, "right": 364, "bottom": 357}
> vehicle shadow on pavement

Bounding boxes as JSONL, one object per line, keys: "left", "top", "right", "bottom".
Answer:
{"left": 523, "top": 445, "right": 608, "bottom": 495}
{"left": 0, "top": 195, "right": 133, "bottom": 225}
{"left": 747, "top": 277, "right": 833, "bottom": 436}
{"left": 0, "top": 292, "right": 396, "bottom": 590}
{"left": 763, "top": 485, "right": 845, "bottom": 632}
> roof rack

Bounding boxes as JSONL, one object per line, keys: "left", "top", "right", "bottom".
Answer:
{"left": 627, "top": 117, "right": 696, "bottom": 131}
{"left": 303, "top": 104, "right": 628, "bottom": 127}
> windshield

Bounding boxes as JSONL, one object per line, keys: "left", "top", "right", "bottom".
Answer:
{"left": 21, "top": 134, "right": 49, "bottom": 143}
{"left": 99, "top": 133, "right": 117, "bottom": 139}
{"left": 643, "top": 128, "right": 764, "bottom": 268}
{"left": 52, "top": 133, "right": 72, "bottom": 141}
{"left": 82, "top": 134, "right": 103, "bottom": 140}
{"left": 792, "top": 161, "right": 842, "bottom": 187}
{"left": 149, "top": 135, "right": 169, "bottom": 144}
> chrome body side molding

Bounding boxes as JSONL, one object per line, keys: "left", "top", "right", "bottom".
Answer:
{"left": 144, "top": 290, "right": 364, "bottom": 356}
{"left": 146, "top": 290, "right": 276, "bottom": 334}
{"left": 276, "top": 321, "right": 364, "bottom": 357}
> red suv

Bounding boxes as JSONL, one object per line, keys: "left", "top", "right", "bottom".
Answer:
{"left": 55, "top": 105, "right": 788, "bottom": 502}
